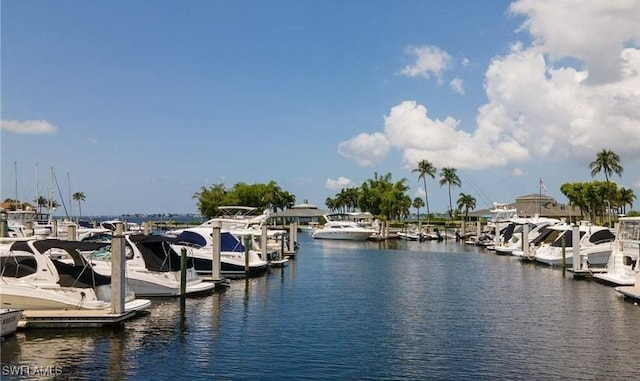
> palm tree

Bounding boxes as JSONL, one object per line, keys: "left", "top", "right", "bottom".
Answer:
{"left": 412, "top": 160, "right": 437, "bottom": 220}
{"left": 72, "top": 192, "right": 86, "bottom": 220}
{"left": 457, "top": 193, "right": 476, "bottom": 219}
{"left": 590, "top": 149, "right": 623, "bottom": 224}
{"left": 35, "top": 196, "right": 48, "bottom": 214}
{"left": 618, "top": 187, "right": 636, "bottom": 215}
{"left": 439, "top": 167, "right": 461, "bottom": 218}
{"left": 590, "top": 149, "right": 623, "bottom": 182}
{"left": 412, "top": 197, "right": 425, "bottom": 222}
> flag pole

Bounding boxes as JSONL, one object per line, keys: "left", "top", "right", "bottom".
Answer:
{"left": 539, "top": 178, "right": 542, "bottom": 216}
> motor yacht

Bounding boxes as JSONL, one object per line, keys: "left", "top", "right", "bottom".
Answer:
{"left": 87, "top": 234, "right": 216, "bottom": 297}
{"left": 0, "top": 238, "right": 150, "bottom": 311}
{"left": 312, "top": 221, "right": 376, "bottom": 241}
{"left": 169, "top": 227, "right": 271, "bottom": 278}
{"left": 494, "top": 216, "right": 560, "bottom": 255}
{"left": 594, "top": 217, "right": 640, "bottom": 286}
{"left": 532, "top": 222, "right": 616, "bottom": 266}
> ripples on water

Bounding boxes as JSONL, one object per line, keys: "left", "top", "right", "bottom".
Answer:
{"left": 2, "top": 235, "right": 640, "bottom": 380}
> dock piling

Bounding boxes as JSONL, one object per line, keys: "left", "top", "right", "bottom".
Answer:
{"left": 0, "top": 213, "right": 7, "bottom": 237}
{"left": 261, "top": 224, "right": 268, "bottom": 261}
{"left": 211, "top": 222, "right": 222, "bottom": 281}
{"left": 111, "top": 223, "right": 126, "bottom": 314}
{"left": 572, "top": 225, "right": 581, "bottom": 272}
{"left": 561, "top": 233, "right": 567, "bottom": 274}
{"left": 67, "top": 224, "right": 77, "bottom": 241}
{"left": 244, "top": 235, "right": 251, "bottom": 275}
{"left": 180, "top": 247, "right": 187, "bottom": 302}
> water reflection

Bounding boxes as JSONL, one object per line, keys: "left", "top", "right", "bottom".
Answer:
{"left": 2, "top": 235, "right": 640, "bottom": 380}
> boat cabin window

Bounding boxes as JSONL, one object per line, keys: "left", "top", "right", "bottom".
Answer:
{"left": 589, "top": 229, "right": 615, "bottom": 245}
{"left": 0, "top": 255, "right": 37, "bottom": 278}
{"left": 618, "top": 220, "right": 640, "bottom": 241}
{"left": 550, "top": 230, "right": 585, "bottom": 247}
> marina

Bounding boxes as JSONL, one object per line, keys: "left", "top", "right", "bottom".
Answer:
{"left": 2, "top": 233, "right": 640, "bottom": 380}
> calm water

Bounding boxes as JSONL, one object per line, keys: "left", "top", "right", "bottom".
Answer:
{"left": 2, "top": 234, "right": 640, "bottom": 380}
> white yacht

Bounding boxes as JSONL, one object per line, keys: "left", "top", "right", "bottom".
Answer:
{"left": 4, "top": 209, "right": 53, "bottom": 238}
{"left": 477, "top": 203, "right": 520, "bottom": 249}
{"left": 169, "top": 227, "right": 271, "bottom": 278}
{"left": 0, "top": 238, "right": 150, "bottom": 311}
{"left": 167, "top": 206, "right": 291, "bottom": 258}
{"left": 196, "top": 206, "right": 271, "bottom": 231}
{"left": 494, "top": 216, "right": 560, "bottom": 255}
{"left": 533, "top": 222, "right": 616, "bottom": 266}
{"left": 88, "top": 234, "right": 216, "bottom": 297}
{"left": 312, "top": 220, "right": 376, "bottom": 241}
{"left": 594, "top": 217, "right": 640, "bottom": 286}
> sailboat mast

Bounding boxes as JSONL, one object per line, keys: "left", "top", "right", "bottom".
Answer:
{"left": 35, "top": 162, "right": 39, "bottom": 213}
{"left": 49, "top": 166, "right": 54, "bottom": 213}
{"left": 14, "top": 161, "right": 18, "bottom": 210}
{"left": 67, "top": 172, "right": 72, "bottom": 220}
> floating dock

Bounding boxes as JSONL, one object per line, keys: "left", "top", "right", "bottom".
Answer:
{"left": 18, "top": 309, "right": 139, "bottom": 330}
{"left": 200, "top": 277, "right": 232, "bottom": 288}
{"left": 568, "top": 267, "right": 608, "bottom": 279}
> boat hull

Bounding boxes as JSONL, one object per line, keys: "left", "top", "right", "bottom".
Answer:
{"left": 123, "top": 275, "right": 215, "bottom": 297}
{"left": 535, "top": 248, "right": 612, "bottom": 267}
{"left": 1, "top": 309, "right": 23, "bottom": 337}
{"left": 615, "top": 285, "right": 640, "bottom": 301}
{"left": 0, "top": 283, "right": 111, "bottom": 310}
{"left": 192, "top": 256, "right": 269, "bottom": 278}
{"left": 312, "top": 231, "right": 374, "bottom": 241}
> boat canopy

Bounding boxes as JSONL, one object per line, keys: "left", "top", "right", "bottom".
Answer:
{"left": 129, "top": 234, "right": 193, "bottom": 272}
{"left": 172, "top": 231, "right": 245, "bottom": 252}
{"left": 6, "top": 239, "right": 111, "bottom": 287}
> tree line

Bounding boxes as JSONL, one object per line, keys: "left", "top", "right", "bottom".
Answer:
{"left": 189, "top": 148, "right": 636, "bottom": 223}
{"left": 193, "top": 181, "right": 295, "bottom": 218}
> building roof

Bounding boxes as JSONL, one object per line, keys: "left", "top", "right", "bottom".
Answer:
{"left": 468, "top": 194, "right": 581, "bottom": 218}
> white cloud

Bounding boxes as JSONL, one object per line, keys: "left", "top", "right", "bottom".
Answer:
{"left": 341, "top": 2, "right": 640, "bottom": 174}
{"left": 325, "top": 177, "right": 355, "bottom": 191}
{"left": 509, "top": 0, "right": 640, "bottom": 84}
{"left": 511, "top": 168, "right": 524, "bottom": 177}
{"left": 386, "top": 101, "right": 529, "bottom": 169}
{"left": 399, "top": 45, "right": 452, "bottom": 80}
{"left": 87, "top": 137, "right": 98, "bottom": 144}
{"left": 479, "top": 43, "right": 640, "bottom": 162}
{"left": 449, "top": 77, "right": 465, "bottom": 94}
{"left": 0, "top": 119, "right": 57, "bottom": 134}
{"left": 337, "top": 132, "right": 390, "bottom": 166}
{"left": 461, "top": 57, "right": 470, "bottom": 67}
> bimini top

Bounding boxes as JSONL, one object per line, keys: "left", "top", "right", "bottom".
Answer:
{"left": 171, "top": 230, "right": 245, "bottom": 253}
{"left": 11, "top": 239, "right": 108, "bottom": 265}
{"left": 127, "top": 234, "right": 193, "bottom": 272}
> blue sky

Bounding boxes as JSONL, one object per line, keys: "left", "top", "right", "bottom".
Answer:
{"left": 2, "top": 0, "right": 640, "bottom": 217}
